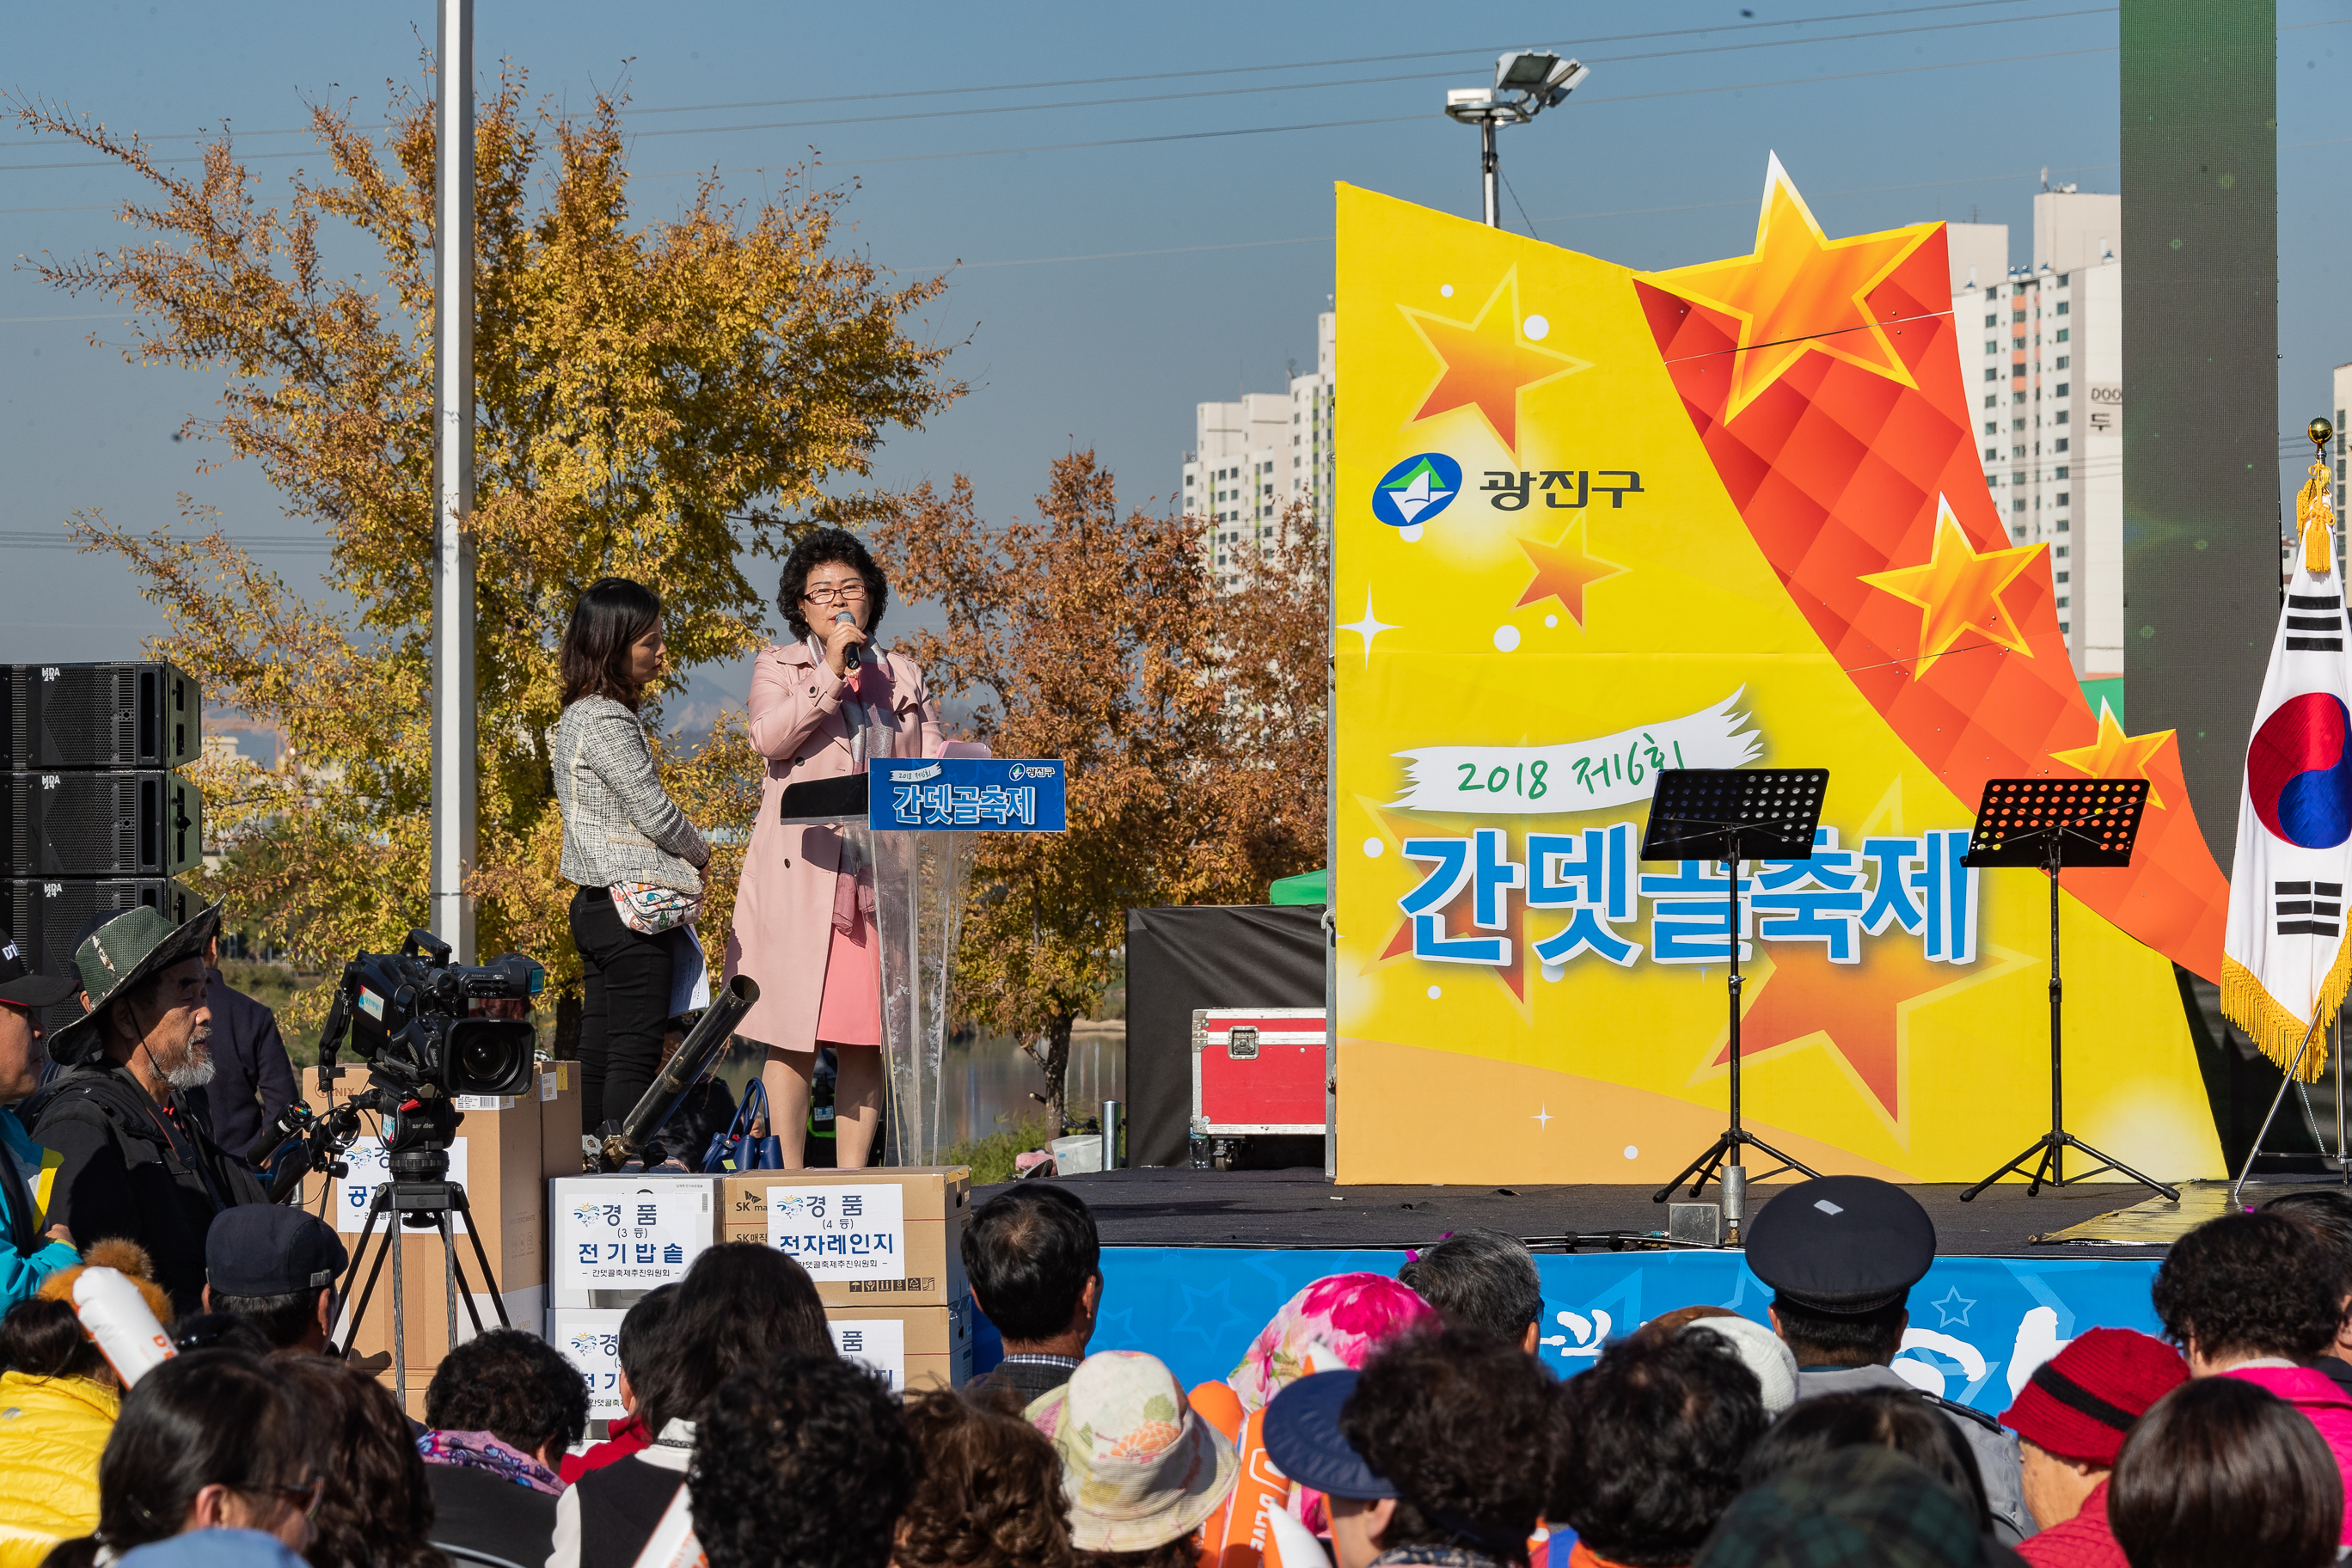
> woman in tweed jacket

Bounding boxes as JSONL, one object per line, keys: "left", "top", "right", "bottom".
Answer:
{"left": 554, "top": 578, "right": 712, "bottom": 1130}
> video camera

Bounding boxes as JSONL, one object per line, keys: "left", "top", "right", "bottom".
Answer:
{"left": 320, "top": 928, "right": 546, "bottom": 1101}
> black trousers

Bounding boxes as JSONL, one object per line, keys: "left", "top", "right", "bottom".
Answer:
{"left": 570, "top": 886, "right": 677, "bottom": 1132}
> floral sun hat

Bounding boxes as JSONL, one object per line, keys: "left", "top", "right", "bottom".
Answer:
{"left": 1027, "top": 1350, "right": 1240, "bottom": 1552}
{"left": 1228, "top": 1271, "right": 1437, "bottom": 1413}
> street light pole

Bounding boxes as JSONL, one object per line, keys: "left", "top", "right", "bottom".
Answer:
{"left": 431, "top": 0, "right": 477, "bottom": 961}
{"left": 1480, "top": 119, "right": 1499, "bottom": 229}
{"left": 1444, "top": 52, "right": 1590, "bottom": 232}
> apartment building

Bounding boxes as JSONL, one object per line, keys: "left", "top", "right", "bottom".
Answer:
{"left": 1179, "top": 311, "right": 1333, "bottom": 587}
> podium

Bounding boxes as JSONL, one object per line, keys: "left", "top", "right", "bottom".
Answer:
{"left": 778, "top": 756, "right": 1067, "bottom": 1166}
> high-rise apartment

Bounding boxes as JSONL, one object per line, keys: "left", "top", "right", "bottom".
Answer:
{"left": 1180, "top": 311, "right": 1333, "bottom": 587}
{"left": 1948, "top": 189, "right": 2122, "bottom": 686}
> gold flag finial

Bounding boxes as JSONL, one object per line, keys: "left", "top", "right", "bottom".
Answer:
{"left": 2300, "top": 417, "right": 2337, "bottom": 575}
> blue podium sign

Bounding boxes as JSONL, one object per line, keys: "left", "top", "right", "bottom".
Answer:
{"left": 868, "top": 757, "right": 1067, "bottom": 832}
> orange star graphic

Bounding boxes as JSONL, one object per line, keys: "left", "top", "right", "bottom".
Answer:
{"left": 1859, "top": 497, "right": 2044, "bottom": 678}
{"left": 1357, "top": 795, "right": 1533, "bottom": 1013}
{"left": 1398, "top": 269, "right": 1591, "bottom": 457}
{"left": 2049, "top": 700, "right": 2175, "bottom": 809}
{"left": 1708, "top": 940, "right": 2034, "bottom": 1136}
{"left": 1516, "top": 518, "right": 1626, "bottom": 629}
{"left": 1639, "top": 152, "right": 1932, "bottom": 420}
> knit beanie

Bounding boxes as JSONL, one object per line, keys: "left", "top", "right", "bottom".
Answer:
{"left": 2000, "top": 1326, "right": 2186, "bottom": 1467}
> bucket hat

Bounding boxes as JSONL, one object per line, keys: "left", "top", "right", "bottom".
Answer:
{"left": 1026, "top": 1350, "right": 1239, "bottom": 1552}
{"left": 47, "top": 899, "right": 223, "bottom": 1066}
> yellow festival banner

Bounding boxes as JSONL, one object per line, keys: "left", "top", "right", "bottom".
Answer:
{"left": 1332, "top": 168, "right": 2231, "bottom": 1185}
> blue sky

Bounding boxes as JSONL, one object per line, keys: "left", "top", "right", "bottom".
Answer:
{"left": 0, "top": 1, "right": 2344, "bottom": 723}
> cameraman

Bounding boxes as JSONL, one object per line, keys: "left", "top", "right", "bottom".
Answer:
{"left": 28, "top": 901, "right": 266, "bottom": 1315}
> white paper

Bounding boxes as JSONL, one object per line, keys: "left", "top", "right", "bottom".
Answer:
{"left": 335, "top": 1137, "right": 469, "bottom": 1234}
{"left": 555, "top": 1178, "right": 714, "bottom": 1290}
{"left": 631, "top": 1485, "right": 705, "bottom": 1568}
{"left": 829, "top": 1317, "right": 907, "bottom": 1393}
{"left": 551, "top": 1308, "right": 630, "bottom": 1422}
{"left": 764, "top": 1184, "right": 906, "bottom": 1281}
{"left": 669, "top": 925, "right": 712, "bottom": 1018}
{"left": 1387, "top": 688, "right": 1762, "bottom": 814}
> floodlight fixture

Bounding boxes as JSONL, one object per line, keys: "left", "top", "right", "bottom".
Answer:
{"left": 1443, "top": 51, "right": 1589, "bottom": 229}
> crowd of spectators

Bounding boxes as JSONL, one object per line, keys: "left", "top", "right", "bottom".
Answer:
{"left": 12, "top": 1175, "right": 2352, "bottom": 1568}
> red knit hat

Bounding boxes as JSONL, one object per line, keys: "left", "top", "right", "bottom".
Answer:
{"left": 2000, "top": 1326, "right": 2187, "bottom": 1467}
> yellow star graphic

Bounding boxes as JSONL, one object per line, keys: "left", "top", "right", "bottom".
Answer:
{"left": 2049, "top": 699, "right": 2174, "bottom": 809}
{"left": 1398, "top": 269, "right": 1592, "bottom": 457}
{"left": 1638, "top": 152, "right": 1933, "bottom": 420}
{"left": 1859, "top": 496, "right": 2044, "bottom": 678}
{"left": 1515, "top": 518, "right": 1627, "bottom": 630}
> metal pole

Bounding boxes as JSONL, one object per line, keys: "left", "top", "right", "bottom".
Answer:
{"left": 2049, "top": 850, "right": 2063, "bottom": 1185}
{"left": 431, "top": 0, "right": 478, "bottom": 961}
{"left": 1323, "top": 389, "right": 1339, "bottom": 1183}
{"left": 2233, "top": 1007, "right": 2328, "bottom": 1209}
{"left": 1479, "top": 119, "right": 1500, "bottom": 228}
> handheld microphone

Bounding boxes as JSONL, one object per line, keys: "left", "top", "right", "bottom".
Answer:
{"left": 836, "top": 610, "right": 862, "bottom": 672}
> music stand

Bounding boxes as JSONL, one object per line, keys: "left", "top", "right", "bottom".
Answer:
{"left": 1644, "top": 768, "right": 1830, "bottom": 1227}
{"left": 1957, "top": 778, "right": 2179, "bottom": 1203}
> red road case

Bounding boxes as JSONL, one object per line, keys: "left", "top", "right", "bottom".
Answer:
{"left": 1191, "top": 1008, "right": 1328, "bottom": 1138}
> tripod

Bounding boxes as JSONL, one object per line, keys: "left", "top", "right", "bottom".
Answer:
{"left": 1958, "top": 777, "right": 2178, "bottom": 1203}
{"left": 334, "top": 1142, "right": 509, "bottom": 1397}
{"left": 1645, "top": 768, "right": 1830, "bottom": 1229}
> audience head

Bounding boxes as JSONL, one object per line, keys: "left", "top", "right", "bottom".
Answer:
{"left": 615, "top": 1281, "right": 678, "bottom": 1424}
{"left": 202, "top": 1204, "right": 349, "bottom": 1353}
{"left": 424, "top": 1326, "right": 591, "bottom": 1468}
{"left": 2265, "top": 1188, "right": 2352, "bottom": 1357}
{"left": 1231, "top": 1272, "right": 1437, "bottom": 1412}
{"left": 1265, "top": 1325, "right": 1554, "bottom": 1568}
{"left": 1998, "top": 1327, "right": 2184, "bottom": 1529}
{"left": 1651, "top": 1312, "right": 1799, "bottom": 1417}
{"left": 633, "top": 1241, "right": 830, "bottom": 1432}
{"left": 0, "top": 1295, "right": 113, "bottom": 1383}
{"left": 1742, "top": 1387, "right": 1989, "bottom": 1532}
{"left": 84, "top": 1349, "right": 316, "bottom": 1556}
{"left": 2108, "top": 1375, "right": 2342, "bottom": 1568}
{"left": 1036, "top": 1351, "right": 1238, "bottom": 1560}
{"left": 271, "top": 1352, "right": 439, "bottom": 1568}
{"left": 2151, "top": 1210, "right": 2343, "bottom": 1371}
{"left": 963, "top": 1183, "right": 1102, "bottom": 1351}
{"left": 691, "top": 1351, "right": 919, "bottom": 1568}
{"left": 897, "top": 1386, "right": 1074, "bottom": 1568}
{"left": 1696, "top": 1446, "right": 2012, "bottom": 1568}
{"left": 1397, "top": 1228, "right": 1545, "bottom": 1352}
{"left": 1551, "top": 1325, "right": 1769, "bottom": 1566}
{"left": 1746, "top": 1178, "right": 1935, "bottom": 1371}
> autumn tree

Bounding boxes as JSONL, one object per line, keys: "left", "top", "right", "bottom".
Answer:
{"left": 1210, "top": 498, "right": 1331, "bottom": 897}
{"left": 871, "top": 457, "right": 1326, "bottom": 1131}
{"left": 12, "top": 68, "right": 959, "bottom": 1027}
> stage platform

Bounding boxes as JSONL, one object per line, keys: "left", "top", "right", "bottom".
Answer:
{"left": 972, "top": 1167, "right": 2306, "bottom": 1256}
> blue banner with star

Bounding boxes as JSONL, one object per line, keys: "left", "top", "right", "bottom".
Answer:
{"left": 1004, "top": 1247, "right": 2165, "bottom": 1414}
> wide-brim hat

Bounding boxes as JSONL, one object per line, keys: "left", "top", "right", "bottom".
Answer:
{"left": 47, "top": 899, "right": 224, "bottom": 1066}
{"left": 1026, "top": 1351, "right": 1239, "bottom": 1553}
{"left": 1263, "top": 1370, "right": 1397, "bottom": 1500}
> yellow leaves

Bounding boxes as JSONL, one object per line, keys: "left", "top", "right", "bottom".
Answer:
{"left": 19, "top": 70, "right": 960, "bottom": 990}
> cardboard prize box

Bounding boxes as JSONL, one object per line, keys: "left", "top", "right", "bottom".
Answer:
{"left": 548, "top": 1172, "right": 722, "bottom": 1310}
{"left": 718, "top": 1166, "right": 971, "bottom": 1307}
{"left": 827, "top": 1296, "right": 973, "bottom": 1393}
{"left": 303, "top": 1062, "right": 579, "bottom": 1415}
{"left": 548, "top": 1307, "right": 629, "bottom": 1424}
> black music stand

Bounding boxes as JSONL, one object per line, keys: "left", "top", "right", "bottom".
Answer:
{"left": 1645, "top": 768, "right": 1830, "bottom": 1224}
{"left": 1957, "top": 778, "right": 2178, "bottom": 1203}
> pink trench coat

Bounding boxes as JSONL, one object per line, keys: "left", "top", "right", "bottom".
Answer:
{"left": 722, "top": 641, "right": 964, "bottom": 1052}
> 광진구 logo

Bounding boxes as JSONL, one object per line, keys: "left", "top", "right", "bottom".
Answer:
{"left": 1371, "top": 452, "right": 1462, "bottom": 541}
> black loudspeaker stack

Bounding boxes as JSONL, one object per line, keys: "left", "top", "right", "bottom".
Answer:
{"left": 1, "top": 663, "right": 205, "bottom": 1024}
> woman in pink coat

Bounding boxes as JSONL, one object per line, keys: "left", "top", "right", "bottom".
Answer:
{"left": 724, "top": 529, "right": 980, "bottom": 1167}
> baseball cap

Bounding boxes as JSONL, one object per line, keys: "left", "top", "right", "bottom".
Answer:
{"left": 205, "top": 1204, "right": 349, "bottom": 1297}
{"left": 0, "top": 924, "right": 79, "bottom": 1010}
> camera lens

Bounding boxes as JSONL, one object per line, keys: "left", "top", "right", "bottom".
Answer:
{"left": 445, "top": 1018, "right": 534, "bottom": 1098}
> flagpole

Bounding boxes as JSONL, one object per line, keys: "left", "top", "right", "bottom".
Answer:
{"left": 2232, "top": 1006, "right": 2327, "bottom": 1209}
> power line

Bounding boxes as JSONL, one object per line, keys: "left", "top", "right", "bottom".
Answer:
{"left": 0, "top": 0, "right": 2070, "bottom": 148}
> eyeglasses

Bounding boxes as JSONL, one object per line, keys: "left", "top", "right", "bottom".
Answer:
{"left": 803, "top": 582, "right": 867, "bottom": 606}
{"left": 240, "top": 1474, "right": 328, "bottom": 1521}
